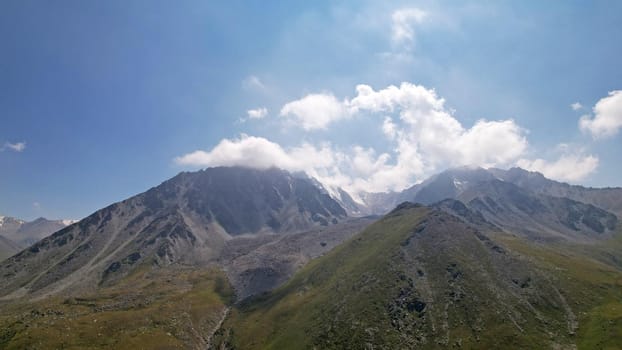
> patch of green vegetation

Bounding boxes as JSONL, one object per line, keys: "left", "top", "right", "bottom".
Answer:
{"left": 496, "top": 232, "right": 622, "bottom": 350}
{"left": 0, "top": 266, "right": 233, "bottom": 349}
{"left": 217, "top": 206, "right": 622, "bottom": 349}
{"left": 578, "top": 302, "right": 622, "bottom": 349}
{"left": 214, "top": 206, "right": 430, "bottom": 349}
{"left": 217, "top": 208, "right": 512, "bottom": 348}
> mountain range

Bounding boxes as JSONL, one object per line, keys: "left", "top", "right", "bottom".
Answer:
{"left": 0, "top": 216, "right": 76, "bottom": 261}
{"left": 0, "top": 165, "right": 621, "bottom": 349}
{"left": 347, "top": 166, "right": 622, "bottom": 218}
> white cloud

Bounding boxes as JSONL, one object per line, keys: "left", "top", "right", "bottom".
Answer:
{"left": 382, "top": 116, "right": 397, "bottom": 139}
{"left": 457, "top": 119, "right": 527, "bottom": 166}
{"left": 1, "top": 142, "right": 26, "bottom": 152}
{"left": 174, "top": 134, "right": 404, "bottom": 196}
{"left": 391, "top": 8, "right": 427, "bottom": 47}
{"left": 175, "top": 135, "right": 295, "bottom": 170}
{"left": 280, "top": 93, "right": 350, "bottom": 130}
{"left": 242, "top": 75, "right": 266, "bottom": 91}
{"left": 345, "top": 82, "right": 528, "bottom": 169}
{"left": 570, "top": 102, "right": 582, "bottom": 111}
{"left": 247, "top": 107, "right": 268, "bottom": 119}
{"left": 180, "top": 82, "right": 534, "bottom": 196}
{"left": 579, "top": 90, "right": 622, "bottom": 139}
{"left": 174, "top": 134, "right": 338, "bottom": 172}
{"left": 517, "top": 153, "right": 599, "bottom": 183}
{"left": 174, "top": 134, "right": 353, "bottom": 196}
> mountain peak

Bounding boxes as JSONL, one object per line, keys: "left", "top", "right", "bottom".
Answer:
{"left": 0, "top": 165, "right": 350, "bottom": 297}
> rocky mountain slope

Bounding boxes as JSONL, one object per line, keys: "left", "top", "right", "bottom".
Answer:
{"left": 0, "top": 167, "right": 367, "bottom": 349}
{"left": 458, "top": 179, "right": 617, "bottom": 242}
{"left": 351, "top": 166, "right": 622, "bottom": 220}
{"left": 490, "top": 167, "right": 622, "bottom": 216}
{"left": 0, "top": 166, "right": 349, "bottom": 300}
{"left": 218, "top": 216, "right": 376, "bottom": 300}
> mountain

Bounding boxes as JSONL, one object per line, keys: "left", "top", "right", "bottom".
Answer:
{"left": 2, "top": 165, "right": 622, "bottom": 349}
{"left": 0, "top": 166, "right": 349, "bottom": 299}
{"left": 490, "top": 167, "right": 622, "bottom": 216}
{"left": 373, "top": 167, "right": 619, "bottom": 242}
{"left": 352, "top": 166, "right": 622, "bottom": 220}
{"left": 0, "top": 215, "right": 75, "bottom": 247}
{"left": 208, "top": 167, "right": 622, "bottom": 348}
{"left": 0, "top": 167, "right": 371, "bottom": 349}
{"left": 458, "top": 179, "right": 617, "bottom": 241}
{"left": 350, "top": 166, "right": 501, "bottom": 215}
{"left": 0, "top": 216, "right": 25, "bottom": 238}
{"left": 214, "top": 203, "right": 622, "bottom": 349}
{"left": 0, "top": 235, "right": 21, "bottom": 261}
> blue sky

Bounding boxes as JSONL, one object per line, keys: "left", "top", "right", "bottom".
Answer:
{"left": 2, "top": 0, "right": 622, "bottom": 220}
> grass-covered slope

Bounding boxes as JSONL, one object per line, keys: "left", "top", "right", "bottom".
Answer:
{"left": 496, "top": 233, "right": 622, "bottom": 349}
{"left": 216, "top": 203, "right": 605, "bottom": 349}
{"left": 0, "top": 266, "right": 234, "bottom": 349}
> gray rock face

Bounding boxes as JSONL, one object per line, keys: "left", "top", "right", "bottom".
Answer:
{"left": 459, "top": 179, "right": 618, "bottom": 241}
{"left": 0, "top": 166, "right": 349, "bottom": 299}
{"left": 218, "top": 216, "right": 376, "bottom": 300}
{"left": 353, "top": 166, "right": 500, "bottom": 215}
{"left": 490, "top": 167, "right": 622, "bottom": 217}
{"left": 172, "top": 167, "right": 347, "bottom": 234}
{"left": 347, "top": 167, "right": 619, "bottom": 240}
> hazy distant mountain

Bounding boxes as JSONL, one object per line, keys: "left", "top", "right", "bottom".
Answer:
{"left": 350, "top": 166, "right": 622, "bottom": 219}
{"left": 0, "top": 215, "right": 75, "bottom": 248}
{"left": 0, "top": 235, "right": 21, "bottom": 261}
{"left": 349, "top": 166, "right": 499, "bottom": 215}
{"left": 0, "top": 216, "right": 25, "bottom": 237}
{"left": 490, "top": 167, "right": 622, "bottom": 216}
{"left": 0, "top": 166, "right": 349, "bottom": 298}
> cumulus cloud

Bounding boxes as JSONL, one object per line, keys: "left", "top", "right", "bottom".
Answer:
{"left": 179, "top": 82, "right": 537, "bottom": 196}
{"left": 517, "top": 153, "right": 599, "bottom": 183}
{"left": 1, "top": 142, "right": 26, "bottom": 152}
{"left": 175, "top": 135, "right": 294, "bottom": 170}
{"left": 247, "top": 107, "right": 268, "bottom": 119}
{"left": 570, "top": 102, "right": 582, "bottom": 111}
{"left": 579, "top": 90, "right": 622, "bottom": 139}
{"left": 280, "top": 93, "right": 350, "bottom": 130}
{"left": 174, "top": 134, "right": 352, "bottom": 193}
{"left": 347, "top": 82, "right": 527, "bottom": 169}
{"left": 174, "top": 134, "right": 339, "bottom": 171}
{"left": 391, "top": 8, "right": 427, "bottom": 48}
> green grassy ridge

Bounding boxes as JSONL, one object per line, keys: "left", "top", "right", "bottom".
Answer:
{"left": 217, "top": 206, "right": 622, "bottom": 349}
{"left": 215, "top": 205, "right": 431, "bottom": 349}
{"left": 497, "top": 232, "right": 622, "bottom": 350}
{"left": 217, "top": 207, "right": 526, "bottom": 348}
{"left": 0, "top": 265, "right": 234, "bottom": 349}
